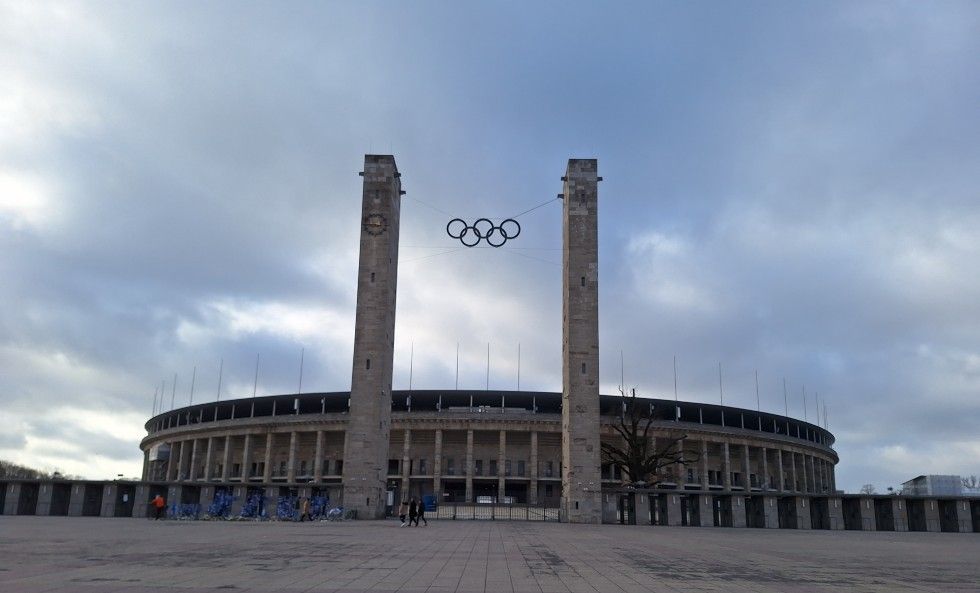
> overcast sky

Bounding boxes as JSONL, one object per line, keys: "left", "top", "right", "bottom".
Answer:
{"left": 1, "top": 1, "right": 977, "bottom": 491}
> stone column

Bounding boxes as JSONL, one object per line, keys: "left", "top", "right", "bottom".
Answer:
{"left": 776, "top": 449, "right": 785, "bottom": 492}
{"left": 313, "top": 430, "right": 324, "bottom": 483}
{"left": 742, "top": 445, "right": 751, "bottom": 490}
{"left": 221, "top": 436, "right": 231, "bottom": 481}
{"left": 791, "top": 452, "right": 799, "bottom": 492}
{"left": 341, "top": 154, "right": 402, "bottom": 519}
{"left": 700, "top": 440, "right": 709, "bottom": 490}
{"left": 241, "top": 434, "right": 252, "bottom": 481}
{"left": 142, "top": 450, "right": 150, "bottom": 481}
{"left": 465, "top": 429, "right": 474, "bottom": 503}
{"left": 189, "top": 439, "right": 200, "bottom": 481}
{"left": 498, "top": 430, "right": 507, "bottom": 501}
{"left": 801, "top": 454, "right": 809, "bottom": 492}
{"left": 677, "top": 437, "right": 687, "bottom": 485}
{"left": 262, "top": 433, "right": 273, "bottom": 483}
{"left": 401, "top": 429, "right": 412, "bottom": 498}
{"left": 203, "top": 437, "right": 214, "bottom": 481}
{"left": 167, "top": 441, "right": 178, "bottom": 481}
{"left": 287, "top": 431, "right": 298, "bottom": 483}
{"left": 560, "top": 158, "right": 602, "bottom": 524}
{"left": 176, "top": 441, "right": 187, "bottom": 482}
{"left": 433, "top": 429, "right": 443, "bottom": 499}
{"left": 722, "top": 442, "right": 731, "bottom": 491}
{"left": 529, "top": 431, "right": 538, "bottom": 505}
{"left": 761, "top": 447, "right": 769, "bottom": 490}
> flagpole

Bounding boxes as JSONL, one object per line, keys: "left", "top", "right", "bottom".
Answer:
{"left": 718, "top": 362, "right": 723, "bottom": 405}
{"left": 253, "top": 354, "right": 260, "bottom": 398}
{"left": 216, "top": 358, "right": 223, "bottom": 402}
{"left": 517, "top": 343, "right": 521, "bottom": 390}
{"left": 298, "top": 348, "right": 305, "bottom": 395}
{"left": 673, "top": 355, "right": 678, "bottom": 402}
{"left": 189, "top": 366, "right": 196, "bottom": 406}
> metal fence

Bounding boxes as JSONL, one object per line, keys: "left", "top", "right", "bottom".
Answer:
{"left": 433, "top": 503, "right": 560, "bottom": 522}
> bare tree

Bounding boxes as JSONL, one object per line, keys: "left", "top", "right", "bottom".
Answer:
{"left": 600, "top": 388, "right": 700, "bottom": 487}
{"left": 963, "top": 475, "right": 978, "bottom": 489}
{"left": 859, "top": 484, "right": 876, "bottom": 495}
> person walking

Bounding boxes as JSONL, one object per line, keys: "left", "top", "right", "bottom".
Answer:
{"left": 299, "top": 497, "right": 311, "bottom": 522}
{"left": 151, "top": 494, "right": 166, "bottom": 520}
{"left": 416, "top": 497, "right": 428, "bottom": 527}
{"left": 408, "top": 498, "right": 418, "bottom": 527}
{"left": 399, "top": 500, "right": 409, "bottom": 527}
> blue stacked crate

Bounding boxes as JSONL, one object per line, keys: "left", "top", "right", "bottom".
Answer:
{"left": 207, "top": 490, "right": 235, "bottom": 519}
{"left": 310, "top": 496, "right": 329, "bottom": 520}
{"left": 239, "top": 492, "right": 265, "bottom": 519}
{"left": 276, "top": 496, "right": 298, "bottom": 521}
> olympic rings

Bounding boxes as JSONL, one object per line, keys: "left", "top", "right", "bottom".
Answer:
{"left": 446, "top": 217, "right": 521, "bottom": 247}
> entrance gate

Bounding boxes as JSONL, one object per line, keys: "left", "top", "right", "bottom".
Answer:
{"left": 649, "top": 494, "right": 668, "bottom": 525}
{"left": 777, "top": 496, "right": 797, "bottom": 528}
{"left": 842, "top": 497, "right": 862, "bottom": 530}
{"left": 618, "top": 493, "right": 636, "bottom": 525}
{"left": 874, "top": 499, "right": 894, "bottom": 531}
{"left": 745, "top": 496, "right": 766, "bottom": 528}
{"left": 680, "top": 494, "right": 699, "bottom": 526}
{"left": 713, "top": 495, "right": 733, "bottom": 527}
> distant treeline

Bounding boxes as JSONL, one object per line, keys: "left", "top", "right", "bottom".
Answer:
{"left": 0, "top": 459, "right": 82, "bottom": 480}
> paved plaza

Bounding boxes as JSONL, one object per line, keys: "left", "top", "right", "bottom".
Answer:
{"left": 1, "top": 517, "right": 977, "bottom": 593}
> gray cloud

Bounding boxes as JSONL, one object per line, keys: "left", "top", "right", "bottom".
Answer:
{"left": 0, "top": 2, "right": 977, "bottom": 488}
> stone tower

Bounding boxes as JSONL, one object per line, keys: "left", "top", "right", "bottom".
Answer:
{"left": 561, "top": 158, "right": 602, "bottom": 524}
{"left": 342, "top": 154, "right": 401, "bottom": 519}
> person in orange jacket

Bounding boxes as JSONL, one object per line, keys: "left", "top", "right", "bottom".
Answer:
{"left": 151, "top": 494, "right": 166, "bottom": 520}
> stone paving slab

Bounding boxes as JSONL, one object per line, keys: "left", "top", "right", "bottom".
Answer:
{"left": 0, "top": 517, "right": 977, "bottom": 592}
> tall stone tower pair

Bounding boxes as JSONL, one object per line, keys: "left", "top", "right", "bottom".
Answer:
{"left": 342, "top": 155, "right": 601, "bottom": 523}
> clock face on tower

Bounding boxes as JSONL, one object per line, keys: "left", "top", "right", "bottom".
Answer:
{"left": 363, "top": 213, "right": 387, "bottom": 236}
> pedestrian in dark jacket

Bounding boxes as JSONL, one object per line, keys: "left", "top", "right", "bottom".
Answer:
{"left": 416, "top": 498, "right": 427, "bottom": 526}
{"left": 409, "top": 498, "right": 418, "bottom": 526}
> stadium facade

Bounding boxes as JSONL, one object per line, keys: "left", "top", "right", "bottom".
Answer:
{"left": 138, "top": 154, "right": 838, "bottom": 524}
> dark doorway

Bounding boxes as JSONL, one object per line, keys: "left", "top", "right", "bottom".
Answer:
{"left": 713, "top": 495, "right": 733, "bottom": 527}
{"left": 180, "top": 485, "right": 200, "bottom": 505}
{"left": 938, "top": 500, "right": 959, "bottom": 532}
{"left": 17, "top": 483, "right": 39, "bottom": 515}
{"left": 82, "top": 484, "right": 103, "bottom": 516}
{"left": 504, "top": 483, "right": 528, "bottom": 503}
{"left": 777, "top": 497, "right": 797, "bottom": 529}
{"left": 810, "top": 497, "right": 830, "bottom": 530}
{"left": 746, "top": 496, "right": 766, "bottom": 528}
{"left": 618, "top": 493, "right": 636, "bottom": 525}
{"left": 971, "top": 500, "right": 980, "bottom": 532}
{"left": 906, "top": 500, "right": 927, "bottom": 532}
{"left": 649, "top": 494, "right": 668, "bottom": 526}
{"left": 50, "top": 483, "right": 71, "bottom": 516}
{"left": 115, "top": 484, "right": 136, "bottom": 517}
{"left": 442, "top": 480, "right": 466, "bottom": 503}
{"left": 874, "top": 499, "right": 895, "bottom": 531}
{"left": 473, "top": 481, "right": 497, "bottom": 502}
{"left": 680, "top": 494, "right": 699, "bottom": 526}
{"left": 842, "top": 498, "right": 863, "bottom": 530}
{"left": 0, "top": 484, "right": 7, "bottom": 514}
